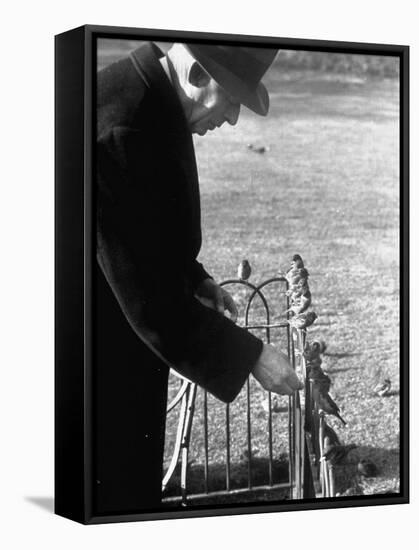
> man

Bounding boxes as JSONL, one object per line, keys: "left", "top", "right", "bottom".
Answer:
{"left": 95, "top": 41, "right": 301, "bottom": 515}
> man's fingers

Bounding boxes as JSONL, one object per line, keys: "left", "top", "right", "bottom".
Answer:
{"left": 223, "top": 292, "right": 238, "bottom": 323}
{"left": 286, "top": 370, "right": 304, "bottom": 391}
{"left": 214, "top": 287, "right": 225, "bottom": 315}
{"left": 274, "top": 381, "right": 294, "bottom": 396}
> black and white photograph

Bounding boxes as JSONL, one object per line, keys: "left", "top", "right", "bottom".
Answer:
{"left": 53, "top": 24, "right": 408, "bottom": 525}
{"left": 89, "top": 31, "right": 406, "bottom": 519}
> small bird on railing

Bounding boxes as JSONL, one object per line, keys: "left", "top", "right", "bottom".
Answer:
{"left": 304, "top": 340, "right": 322, "bottom": 361}
{"left": 322, "top": 442, "right": 357, "bottom": 465}
{"left": 312, "top": 374, "right": 331, "bottom": 394}
{"left": 286, "top": 289, "right": 312, "bottom": 315}
{"left": 323, "top": 421, "right": 341, "bottom": 446}
{"left": 286, "top": 254, "right": 305, "bottom": 271}
{"left": 317, "top": 392, "right": 346, "bottom": 425}
{"left": 357, "top": 458, "right": 378, "bottom": 477}
{"left": 288, "top": 311, "right": 317, "bottom": 330}
{"left": 237, "top": 259, "right": 251, "bottom": 281}
{"left": 374, "top": 378, "right": 391, "bottom": 397}
{"left": 287, "top": 268, "right": 310, "bottom": 286}
{"left": 286, "top": 279, "right": 309, "bottom": 298}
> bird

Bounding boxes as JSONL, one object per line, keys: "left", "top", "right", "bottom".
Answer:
{"left": 286, "top": 254, "right": 305, "bottom": 272}
{"left": 237, "top": 259, "right": 251, "bottom": 281}
{"left": 317, "top": 391, "right": 346, "bottom": 425}
{"left": 323, "top": 443, "right": 357, "bottom": 465}
{"left": 247, "top": 144, "right": 269, "bottom": 154}
{"left": 374, "top": 378, "right": 391, "bottom": 397}
{"left": 318, "top": 340, "right": 327, "bottom": 354}
{"left": 286, "top": 280, "right": 309, "bottom": 298}
{"left": 288, "top": 311, "right": 317, "bottom": 330}
{"left": 286, "top": 268, "right": 310, "bottom": 285}
{"left": 286, "top": 289, "right": 312, "bottom": 315}
{"left": 304, "top": 341, "right": 322, "bottom": 361}
{"left": 312, "top": 374, "right": 331, "bottom": 394}
{"left": 323, "top": 421, "right": 341, "bottom": 446}
{"left": 358, "top": 459, "right": 378, "bottom": 477}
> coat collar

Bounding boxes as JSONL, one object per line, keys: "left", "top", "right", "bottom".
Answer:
{"left": 129, "top": 42, "right": 190, "bottom": 137}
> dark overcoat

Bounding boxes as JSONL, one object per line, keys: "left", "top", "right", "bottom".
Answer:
{"left": 94, "top": 42, "right": 263, "bottom": 514}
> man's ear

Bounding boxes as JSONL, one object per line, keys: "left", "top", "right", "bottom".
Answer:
{"left": 188, "top": 61, "right": 211, "bottom": 88}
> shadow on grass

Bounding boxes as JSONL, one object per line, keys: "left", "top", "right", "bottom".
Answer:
{"left": 164, "top": 456, "right": 289, "bottom": 499}
{"left": 333, "top": 446, "right": 400, "bottom": 496}
{"left": 324, "top": 352, "right": 361, "bottom": 359}
{"left": 328, "top": 365, "right": 361, "bottom": 374}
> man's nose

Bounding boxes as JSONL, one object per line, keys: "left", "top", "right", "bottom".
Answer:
{"left": 225, "top": 102, "right": 240, "bottom": 126}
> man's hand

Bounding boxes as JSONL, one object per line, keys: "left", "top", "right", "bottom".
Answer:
{"left": 252, "top": 344, "right": 303, "bottom": 395}
{"left": 195, "top": 278, "right": 238, "bottom": 323}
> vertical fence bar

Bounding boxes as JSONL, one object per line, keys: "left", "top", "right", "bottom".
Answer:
{"left": 204, "top": 390, "right": 209, "bottom": 494}
{"left": 268, "top": 392, "right": 273, "bottom": 486}
{"left": 180, "top": 384, "right": 197, "bottom": 506}
{"left": 226, "top": 403, "right": 231, "bottom": 491}
{"left": 247, "top": 378, "right": 252, "bottom": 489}
{"left": 287, "top": 322, "right": 294, "bottom": 497}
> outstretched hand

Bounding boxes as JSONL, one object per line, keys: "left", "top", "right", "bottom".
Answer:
{"left": 252, "top": 344, "right": 303, "bottom": 395}
{"left": 195, "top": 278, "right": 238, "bottom": 323}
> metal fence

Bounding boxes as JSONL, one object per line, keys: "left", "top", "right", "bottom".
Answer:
{"left": 162, "top": 258, "right": 337, "bottom": 505}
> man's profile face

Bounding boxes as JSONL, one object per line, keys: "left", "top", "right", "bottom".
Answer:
{"left": 186, "top": 77, "right": 241, "bottom": 136}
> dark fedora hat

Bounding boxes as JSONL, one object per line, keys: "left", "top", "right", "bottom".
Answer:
{"left": 185, "top": 44, "right": 278, "bottom": 116}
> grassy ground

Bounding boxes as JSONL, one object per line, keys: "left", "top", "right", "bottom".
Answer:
{"left": 98, "top": 41, "right": 400, "bottom": 501}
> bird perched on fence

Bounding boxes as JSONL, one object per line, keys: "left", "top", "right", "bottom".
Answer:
{"left": 312, "top": 374, "right": 331, "bottom": 394}
{"left": 304, "top": 340, "right": 322, "bottom": 362}
{"left": 322, "top": 442, "right": 357, "bottom": 465}
{"left": 287, "top": 268, "right": 310, "bottom": 286}
{"left": 286, "top": 279, "right": 309, "bottom": 298}
{"left": 357, "top": 459, "right": 377, "bottom": 477}
{"left": 323, "top": 421, "right": 341, "bottom": 446}
{"left": 287, "top": 254, "right": 305, "bottom": 271}
{"left": 374, "top": 378, "right": 391, "bottom": 397}
{"left": 288, "top": 311, "right": 317, "bottom": 330}
{"left": 318, "top": 340, "right": 327, "bottom": 354}
{"left": 237, "top": 259, "right": 251, "bottom": 281}
{"left": 286, "top": 289, "right": 312, "bottom": 315}
{"left": 317, "top": 391, "right": 346, "bottom": 425}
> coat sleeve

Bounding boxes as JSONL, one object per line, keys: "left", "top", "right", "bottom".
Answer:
{"left": 96, "top": 125, "right": 263, "bottom": 403}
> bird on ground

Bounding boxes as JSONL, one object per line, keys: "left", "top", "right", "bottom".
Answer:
{"left": 322, "top": 442, "right": 357, "bottom": 465}
{"left": 247, "top": 143, "right": 269, "bottom": 154}
{"left": 374, "top": 378, "right": 391, "bottom": 397}
{"left": 237, "top": 259, "right": 251, "bottom": 281}
{"left": 323, "top": 421, "right": 341, "bottom": 446}
{"left": 317, "top": 392, "right": 346, "bottom": 425}
{"left": 288, "top": 311, "right": 317, "bottom": 330}
{"left": 358, "top": 459, "right": 378, "bottom": 477}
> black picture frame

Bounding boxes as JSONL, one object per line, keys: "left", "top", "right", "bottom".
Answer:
{"left": 55, "top": 24, "right": 409, "bottom": 524}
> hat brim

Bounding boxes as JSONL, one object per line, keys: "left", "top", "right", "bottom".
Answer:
{"left": 185, "top": 45, "right": 270, "bottom": 116}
